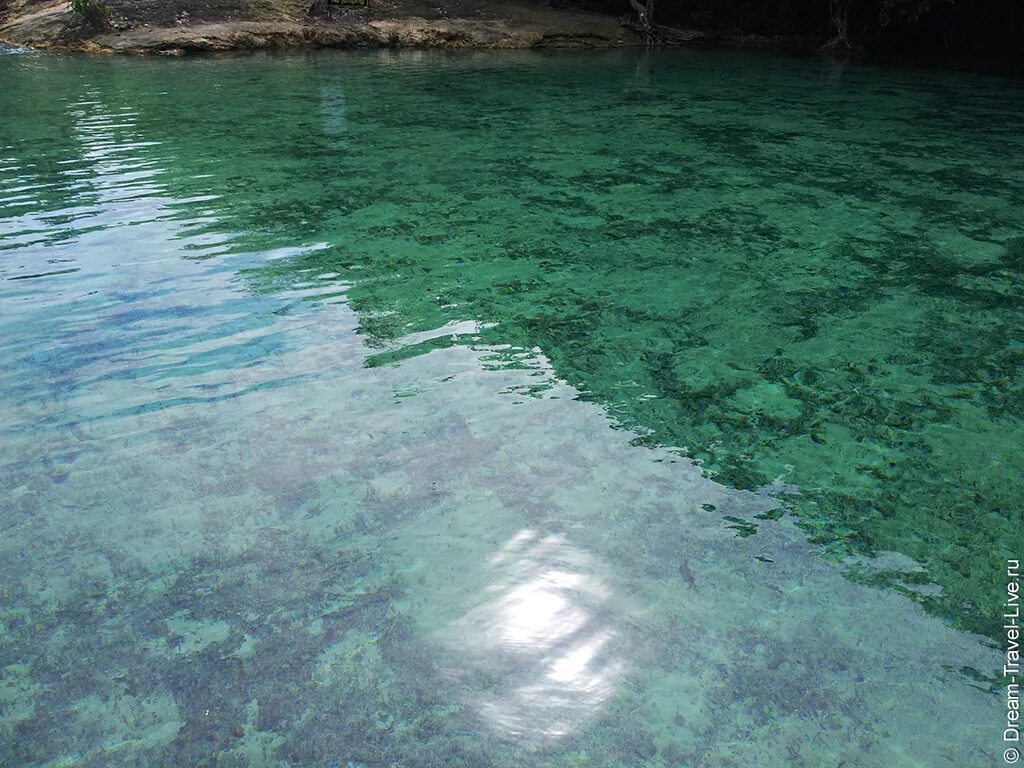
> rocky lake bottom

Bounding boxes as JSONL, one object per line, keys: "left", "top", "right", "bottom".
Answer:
{"left": 1, "top": 45, "right": 1022, "bottom": 767}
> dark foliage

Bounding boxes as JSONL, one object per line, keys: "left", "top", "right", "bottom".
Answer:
{"left": 69, "top": 0, "right": 112, "bottom": 28}
{"left": 569, "top": 0, "right": 1024, "bottom": 63}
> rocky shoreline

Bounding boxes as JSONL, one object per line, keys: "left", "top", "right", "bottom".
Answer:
{"left": 0, "top": 0, "right": 676, "bottom": 53}
{"left": 2, "top": 21, "right": 634, "bottom": 54}
{"left": 0, "top": 0, "right": 838, "bottom": 56}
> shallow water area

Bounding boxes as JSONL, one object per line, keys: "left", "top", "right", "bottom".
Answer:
{"left": 0, "top": 44, "right": 1020, "bottom": 767}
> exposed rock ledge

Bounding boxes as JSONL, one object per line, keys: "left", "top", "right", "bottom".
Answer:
{"left": 0, "top": 1, "right": 713, "bottom": 53}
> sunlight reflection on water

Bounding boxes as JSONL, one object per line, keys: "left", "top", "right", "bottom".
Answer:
{"left": 448, "top": 529, "right": 625, "bottom": 742}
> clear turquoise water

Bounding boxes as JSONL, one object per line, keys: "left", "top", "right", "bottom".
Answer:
{"left": 0, "top": 45, "right": 1020, "bottom": 766}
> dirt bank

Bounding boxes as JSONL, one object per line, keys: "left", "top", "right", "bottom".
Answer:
{"left": 0, "top": 0, "right": 702, "bottom": 53}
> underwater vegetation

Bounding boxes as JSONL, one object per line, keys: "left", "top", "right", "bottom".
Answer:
{"left": 236, "top": 52, "right": 1024, "bottom": 640}
{"left": 0, "top": 45, "right": 1019, "bottom": 767}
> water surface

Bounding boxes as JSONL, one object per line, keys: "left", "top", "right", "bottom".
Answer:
{"left": 1, "top": 46, "right": 1021, "bottom": 767}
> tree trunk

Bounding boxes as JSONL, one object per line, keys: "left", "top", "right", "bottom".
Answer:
{"left": 824, "top": 0, "right": 852, "bottom": 49}
{"left": 627, "top": 0, "right": 656, "bottom": 40}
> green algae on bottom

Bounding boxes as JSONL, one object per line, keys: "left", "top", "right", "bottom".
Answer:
{"left": 0, "top": 45, "right": 1020, "bottom": 767}
{"left": 232, "top": 50, "right": 1024, "bottom": 639}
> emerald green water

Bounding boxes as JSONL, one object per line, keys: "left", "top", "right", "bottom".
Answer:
{"left": 1, "top": 45, "right": 1021, "bottom": 766}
